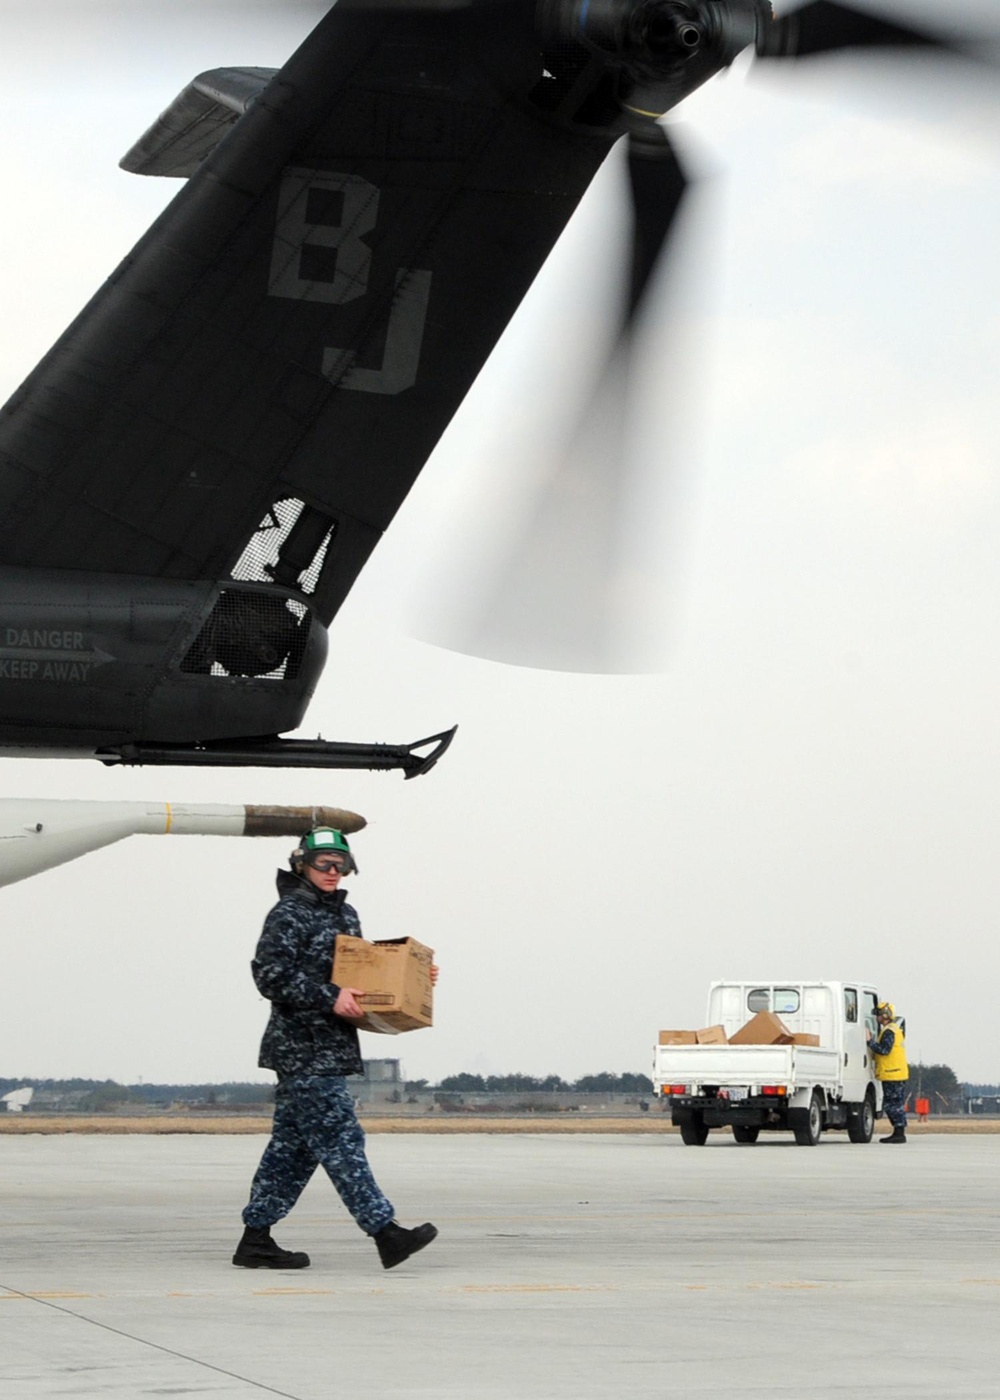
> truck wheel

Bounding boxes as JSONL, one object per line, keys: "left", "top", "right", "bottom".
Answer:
{"left": 847, "top": 1089, "right": 876, "bottom": 1144}
{"left": 790, "top": 1090, "right": 823, "bottom": 1146}
{"left": 732, "top": 1126, "right": 759, "bottom": 1144}
{"left": 679, "top": 1115, "right": 709, "bottom": 1146}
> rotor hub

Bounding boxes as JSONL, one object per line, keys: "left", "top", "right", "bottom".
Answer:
{"left": 634, "top": 4, "right": 708, "bottom": 60}
{"left": 538, "top": 0, "right": 771, "bottom": 118}
{"left": 542, "top": 0, "right": 769, "bottom": 65}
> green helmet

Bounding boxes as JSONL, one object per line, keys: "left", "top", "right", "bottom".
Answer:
{"left": 290, "top": 827, "right": 357, "bottom": 874}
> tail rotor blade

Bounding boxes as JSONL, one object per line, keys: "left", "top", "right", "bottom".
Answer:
{"left": 758, "top": 1, "right": 976, "bottom": 59}
{"left": 416, "top": 130, "right": 696, "bottom": 674}
{"left": 447, "top": 354, "right": 634, "bottom": 673}
{"left": 626, "top": 124, "right": 687, "bottom": 328}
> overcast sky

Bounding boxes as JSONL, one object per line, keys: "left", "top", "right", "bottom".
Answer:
{"left": 0, "top": 0, "right": 998, "bottom": 1088}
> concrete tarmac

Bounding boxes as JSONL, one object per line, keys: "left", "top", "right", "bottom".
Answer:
{"left": 2, "top": 1130, "right": 999, "bottom": 1398}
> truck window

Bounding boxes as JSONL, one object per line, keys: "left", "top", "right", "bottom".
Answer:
{"left": 845, "top": 988, "right": 858, "bottom": 1023}
{"left": 747, "top": 988, "right": 800, "bottom": 1014}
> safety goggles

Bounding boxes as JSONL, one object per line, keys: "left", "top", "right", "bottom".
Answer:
{"left": 306, "top": 854, "right": 349, "bottom": 874}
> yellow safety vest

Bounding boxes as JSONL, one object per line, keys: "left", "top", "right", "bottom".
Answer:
{"left": 873, "top": 1020, "right": 908, "bottom": 1081}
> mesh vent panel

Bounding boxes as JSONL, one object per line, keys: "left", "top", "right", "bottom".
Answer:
{"left": 231, "top": 498, "right": 333, "bottom": 595}
{"left": 181, "top": 590, "right": 311, "bottom": 680}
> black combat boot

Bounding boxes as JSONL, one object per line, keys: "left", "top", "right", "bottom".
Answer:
{"left": 880, "top": 1126, "right": 906, "bottom": 1144}
{"left": 374, "top": 1220, "right": 438, "bottom": 1270}
{"left": 232, "top": 1225, "right": 310, "bottom": 1269}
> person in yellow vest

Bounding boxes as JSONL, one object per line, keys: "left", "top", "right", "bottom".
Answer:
{"left": 868, "top": 1001, "right": 909, "bottom": 1144}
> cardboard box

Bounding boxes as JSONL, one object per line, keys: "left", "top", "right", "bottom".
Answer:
{"left": 659, "top": 1030, "right": 698, "bottom": 1046}
{"left": 696, "top": 1024, "right": 728, "bottom": 1045}
{"left": 729, "top": 1010, "right": 792, "bottom": 1045}
{"left": 790, "top": 1032, "right": 820, "bottom": 1047}
{"left": 332, "top": 936, "right": 433, "bottom": 1035}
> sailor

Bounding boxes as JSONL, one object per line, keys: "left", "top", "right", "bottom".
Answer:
{"left": 868, "top": 1000, "right": 909, "bottom": 1144}
{"left": 233, "top": 827, "right": 438, "bottom": 1269}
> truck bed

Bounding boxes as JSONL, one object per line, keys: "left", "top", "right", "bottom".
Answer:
{"left": 654, "top": 1042, "right": 842, "bottom": 1092}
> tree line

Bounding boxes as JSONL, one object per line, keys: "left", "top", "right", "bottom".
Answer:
{"left": 1, "top": 1064, "right": 982, "bottom": 1112}
{"left": 434, "top": 1072, "right": 654, "bottom": 1095}
{"left": 0, "top": 1078, "right": 277, "bottom": 1110}
{"left": 0, "top": 1071, "right": 656, "bottom": 1107}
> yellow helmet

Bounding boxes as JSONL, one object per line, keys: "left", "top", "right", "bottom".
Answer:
{"left": 876, "top": 1001, "right": 895, "bottom": 1020}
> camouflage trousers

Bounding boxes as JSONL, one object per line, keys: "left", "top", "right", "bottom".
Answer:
{"left": 242, "top": 1074, "right": 394, "bottom": 1236}
{"left": 882, "top": 1079, "right": 908, "bottom": 1129}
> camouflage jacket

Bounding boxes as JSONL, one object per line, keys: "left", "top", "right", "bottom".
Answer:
{"left": 252, "top": 869, "right": 364, "bottom": 1078}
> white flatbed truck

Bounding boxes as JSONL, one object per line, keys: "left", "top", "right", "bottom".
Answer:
{"left": 653, "top": 980, "right": 884, "bottom": 1146}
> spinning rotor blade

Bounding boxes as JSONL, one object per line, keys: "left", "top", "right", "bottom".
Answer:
{"left": 444, "top": 359, "right": 636, "bottom": 673}
{"left": 626, "top": 124, "right": 688, "bottom": 326}
{"left": 758, "top": 0, "right": 978, "bottom": 59}
{"left": 419, "top": 0, "right": 998, "bottom": 676}
{"left": 421, "top": 130, "right": 692, "bottom": 674}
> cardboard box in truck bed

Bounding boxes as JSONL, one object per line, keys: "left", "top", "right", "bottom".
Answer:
{"left": 332, "top": 936, "right": 434, "bottom": 1034}
{"left": 659, "top": 1027, "right": 730, "bottom": 1045}
{"left": 728, "top": 1010, "right": 792, "bottom": 1045}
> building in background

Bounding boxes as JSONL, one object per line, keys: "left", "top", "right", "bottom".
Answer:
{"left": 357, "top": 1059, "right": 404, "bottom": 1105}
{"left": 2, "top": 1086, "right": 33, "bottom": 1113}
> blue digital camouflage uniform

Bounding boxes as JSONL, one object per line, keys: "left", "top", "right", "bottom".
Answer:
{"left": 881, "top": 1079, "right": 908, "bottom": 1129}
{"left": 241, "top": 869, "right": 394, "bottom": 1236}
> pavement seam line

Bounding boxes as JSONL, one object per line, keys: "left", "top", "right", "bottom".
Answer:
{"left": 0, "top": 1280, "right": 308, "bottom": 1400}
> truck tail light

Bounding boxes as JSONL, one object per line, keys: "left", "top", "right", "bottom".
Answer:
{"left": 761, "top": 1085, "right": 787, "bottom": 1097}
{"left": 668, "top": 1085, "right": 689, "bottom": 1095}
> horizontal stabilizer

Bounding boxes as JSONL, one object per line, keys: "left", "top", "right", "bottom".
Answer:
{"left": 120, "top": 67, "right": 277, "bottom": 178}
